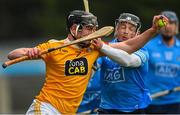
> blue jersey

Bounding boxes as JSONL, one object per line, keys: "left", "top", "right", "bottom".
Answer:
{"left": 146, "top": 35, "right": 180, "bottom": 105}
{"left": 99, "top": 38, "right": 151, "bottom": 112}
{"left": 77, "top": 59, "right": 102, "bottom": 113}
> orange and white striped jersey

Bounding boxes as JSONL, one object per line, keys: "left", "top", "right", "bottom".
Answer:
{"left": 35, "top": 39, "right": 100, "bottom": 113}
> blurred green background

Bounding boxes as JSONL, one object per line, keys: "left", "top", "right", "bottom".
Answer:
{"left": 0, "top": 0, "right": 179, "bottom": 114}
{"left": 0, "top": 0, "right": 179, "bottom": 42}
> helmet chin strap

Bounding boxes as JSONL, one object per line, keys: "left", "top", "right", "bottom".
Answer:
{"left": 70, "top": 24, "right": 82, "bottom": 40}
{"left": 75, "top": 24, "right": 81, "bottom": 36}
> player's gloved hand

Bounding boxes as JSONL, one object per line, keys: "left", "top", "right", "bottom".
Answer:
{"left": 152, "top": 15, "right": 168, "bottom": 31}
{"left": 91, "top": 38, "right": 103, "bottom": 49}
{"left": 25, "top": 47, "right": 41, "bottom": 59}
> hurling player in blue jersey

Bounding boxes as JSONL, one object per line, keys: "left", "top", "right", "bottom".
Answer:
{"left": 145, "top": 11, "right": 180, "bottom": 114}
{"left": 92, "top": 13, "right": 151, "bottom": 114}
{"left": 77, "top": 59, "right": 101, "bottom": 113}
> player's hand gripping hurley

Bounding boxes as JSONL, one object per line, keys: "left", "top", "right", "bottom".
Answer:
{"left": 2, "top": 26, "right": 114, "bottom": 68}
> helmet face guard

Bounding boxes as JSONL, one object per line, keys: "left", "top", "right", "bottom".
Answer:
{"left": 161, "top": 11, "right": 179, "bottom": 34}
{"left": 66, "top": 10, "right": 98, "bottom": 33}
{"left": 115, "top": 13, "right": 141, "bottom": 34}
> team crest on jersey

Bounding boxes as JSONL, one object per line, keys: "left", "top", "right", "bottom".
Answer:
{"left": 165, "top": 51, "right": 173, "bottom": 61}
{"left": 65, "top": 57, "right": 88, "bottom": 76}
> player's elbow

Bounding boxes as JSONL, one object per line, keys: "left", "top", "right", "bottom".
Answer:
{"left": 120, "top": 57, "right": 142, "bottom": 67}
{"left": 7, "top": 48, "right": 26, "bottom": 60}
{"left": 120, "top": 61, "right": 131, "bottom": 67}
{"left": 112, "top": 58, "right": 131, "bottom": 67}
{"left": 8, "top": 53, "right": 16, "bottom": 60}
{"left": 127, "top": 59, "right": 141, "bottom": 67}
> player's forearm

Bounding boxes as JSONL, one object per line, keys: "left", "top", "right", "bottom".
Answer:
{"left": 124, "top": 27, "right": 157, "bottom": 53}
{"left": 109, "top": 27, "right": 157, "bottom": 54}
{"left": 100, "top": 43, "right": 141, "bottom": 67}
{"left": 8, "top": 48, "right": 29, "bottom": 60}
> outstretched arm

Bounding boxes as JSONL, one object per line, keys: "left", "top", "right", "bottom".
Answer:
{"left": 109, "top": 15, "right": 168, "bottom": 54}
{"left": 8, "top": 47, "right": 40, "bottom": 60}
{"left": 109, "top": 28, "right": 156, "bottom": 54}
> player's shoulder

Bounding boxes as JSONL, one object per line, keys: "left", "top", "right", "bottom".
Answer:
{"left": 174, "top": 37, "right": 180, "bottom": 48}
{"left": 150, "top": 35, "right": 160, "bottom": 43}
{"left": 47, "top": 39, "right": 64, "bottom": 46}
{"left": 48, "top": 39, "right": 64, "bottom": 43}
{"left": 175, "top": 36, "right": 180, "bottom": 43}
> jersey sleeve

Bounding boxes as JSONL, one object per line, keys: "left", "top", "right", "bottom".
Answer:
{"left": 36, "top": 41, "right": 51, "bottom": 61}
{"left": 36, "top": 39, "right": 62, "bottom": 62}
{"left": 133, "top": 47, "right": 149, "bottom": 66}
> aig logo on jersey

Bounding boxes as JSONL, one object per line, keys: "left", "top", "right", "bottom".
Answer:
{"left": 65, "top": 57, "right": 88, "bottom": 76}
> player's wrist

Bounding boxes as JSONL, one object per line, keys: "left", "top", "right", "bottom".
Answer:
{"left": 149, "top": 27, "right": 158, "bottom": 34}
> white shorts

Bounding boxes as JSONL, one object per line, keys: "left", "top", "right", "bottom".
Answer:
{"left": 26, "top": 99, "right": 61, "bottom": 115}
